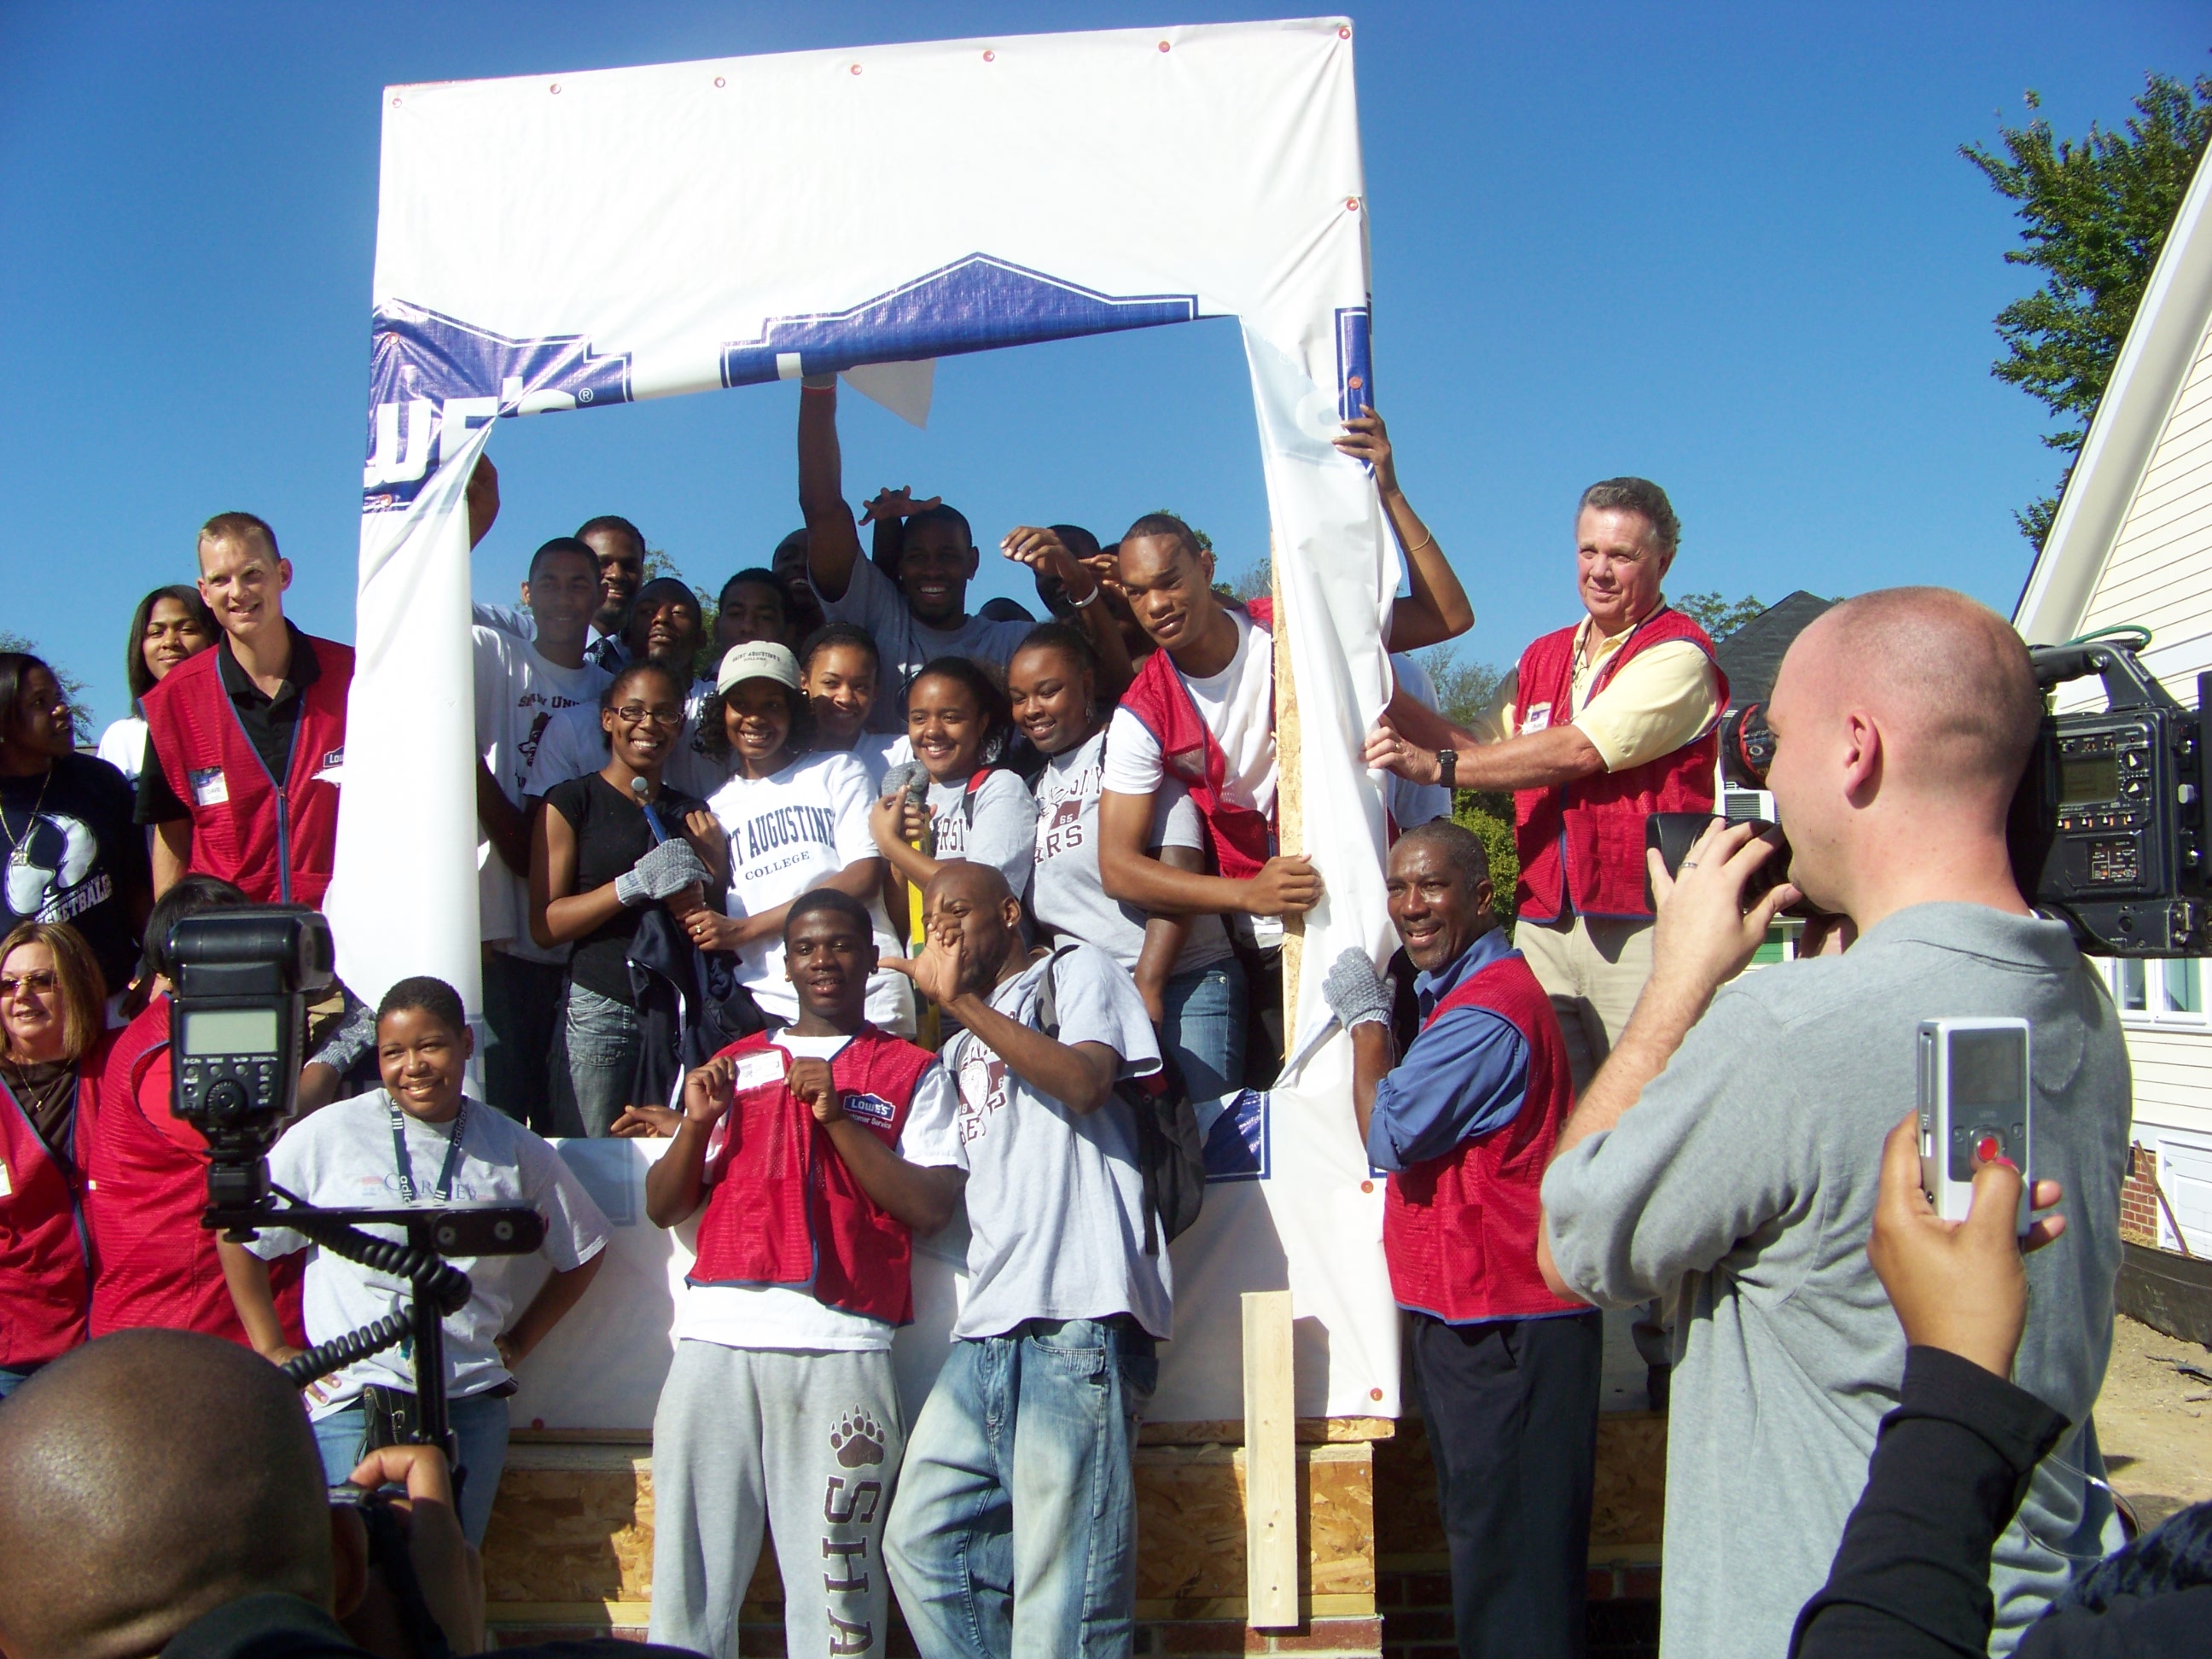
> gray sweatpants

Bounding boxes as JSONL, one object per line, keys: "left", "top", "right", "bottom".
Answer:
{"left": 649, "top": 1339, "right": 906, "bottom": 1659}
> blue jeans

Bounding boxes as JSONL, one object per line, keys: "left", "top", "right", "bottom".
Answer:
{"left": 313, "top": 1389, "right": 512, "bottom": 1545}
{"left": 564, "top": 982, "right": 641, "bottom": 1138}
{"left": 0, "top": 1365, "right": 36, "bottom": 1399}
{"left": 481, "top": 950, "right": 568, "bottom": 1134}
{"left": 885, "top": 1318, "right": 1158, "bottom": 1659}
{"left": 1161, "top": 958, "right": 1245, "bottom": 1102}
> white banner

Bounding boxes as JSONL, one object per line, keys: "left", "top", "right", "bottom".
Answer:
{"left": 332, "top": 19, "right": 1401, "bottom": 1420}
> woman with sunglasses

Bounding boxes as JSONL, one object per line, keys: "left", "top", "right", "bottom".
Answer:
{"left": 95, "top": 587, "right": 217, "bottom": 789}
{"left": 0, "top": 920, "right": 110, "bottom": 1394}
{"left": 531, "top": 661, "right": 727, "bottom": 1136}
{"left": 1, "top": 653, "right": 151, "bottom": 998}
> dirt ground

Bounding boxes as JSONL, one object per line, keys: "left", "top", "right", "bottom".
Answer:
{"left": 2094, "top": 1313, "right": 2212, "bottom": 1529}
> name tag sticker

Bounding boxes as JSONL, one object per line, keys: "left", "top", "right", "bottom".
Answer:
{"left": 734, "top": 1052, "right": 786, "bottom": 1092}
{"left": 189, "top": 767, "right": 229, "bottom": 807}
{"left": 1520, "top": 702, "right": 1553, "bottom": 736}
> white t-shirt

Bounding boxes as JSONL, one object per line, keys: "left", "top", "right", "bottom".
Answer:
{"left": 676, "top": 1030, "right": 963, "bottom": 1352}
{"left": 1387, "top": 650, "right": 1453, "bottom": 830}
{"left": 844, "top": 731, "right": 911, "bottom": 794}
{"left": 1031, "top": 729, "right": 1231, "bottom": 976}
{"left": 1101, "top": 608, "right": 1276, "bottom": 817}
{"left": 927, "top": 769, "right": 1039, "bottom": 900}
{"left": 706, "top": 752, "right": 905, "bottom": 1027}
{"left": 815, "top": 556, "right": 1034, "bottom": 732}
{"left": 524, "top": 678, "right": 729, "bottom": 803}
{"left": 96, "top": 718, "right": 149, "bottom": 788}
{"left": 472, "top": 602, "right": 628, "bottom": 670}
{"left": 941, "top": 944, "right": 1171, "bottom": 1341}
{"left": 247, "top": 1092, "right": 611, "bottom": 1417}
{"left": 473, "top": 626, "right": 613, "bottom": 960}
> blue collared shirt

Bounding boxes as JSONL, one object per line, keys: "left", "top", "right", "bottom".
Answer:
{"left": 1365, "top": 926, "right": 1530, "bottom": 1173}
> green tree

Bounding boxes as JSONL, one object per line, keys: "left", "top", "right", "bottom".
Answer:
{"left": 0, "top": 631, "right": 91, "bottom": 746}
{"left": 1452, "top": 794, "right": 1519, "bottom": 925}
{"left": 1411, "top": 643, "right": 1502, "bottom": 730}
{"left": 1673, "top": 591, "right": 1767, "bottom": 640}
{"left": 1965, "top": 72, "right": 2212, "bottom": 546}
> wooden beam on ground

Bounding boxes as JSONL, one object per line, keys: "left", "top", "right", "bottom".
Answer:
{"left": 1242, "top": 1288, "right": 1299, "bottom": 1628}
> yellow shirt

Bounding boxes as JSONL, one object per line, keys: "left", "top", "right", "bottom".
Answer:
{"left": 1476, "top": 610, "right": 1722, "bottom": 772}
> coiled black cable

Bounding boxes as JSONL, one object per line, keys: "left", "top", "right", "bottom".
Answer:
{"left": 258, "top": 1195, "right": 474, "bottom": 1390}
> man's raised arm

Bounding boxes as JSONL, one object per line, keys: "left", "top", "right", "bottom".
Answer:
{"left": 798, "top": 379, "right": 864, "bottom": 602}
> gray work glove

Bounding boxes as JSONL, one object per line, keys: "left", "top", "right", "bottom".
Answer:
{"left": 1323, "top": 949, "right": 1394, "bottom": 1033}
{"left": 614, "top": 838, "right": 713, "bottom": 907}
{"left": 880, "top": 760, "right": 927, "bottom": 803}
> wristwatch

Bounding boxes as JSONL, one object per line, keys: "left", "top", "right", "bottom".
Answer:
{"left": 1437, "top": 748, "right": 1457, "bottom": 788}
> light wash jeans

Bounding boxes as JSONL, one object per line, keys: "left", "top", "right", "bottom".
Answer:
{"left": 884, "top": 1318, "right": 1158, "bottom": 1659}
{"left": 313, "top": 1389, "right": 512, "bottom": 1545}
{"left": 1160, "top": 958, "right": 1244, "bottom": 1103}
{"left": 564, "top": 981, "right": 642, "bottom": 1138}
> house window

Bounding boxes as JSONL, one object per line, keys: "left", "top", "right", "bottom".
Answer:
{"left": 2101, "top": 957, "right": 2208, "bottom": 1025}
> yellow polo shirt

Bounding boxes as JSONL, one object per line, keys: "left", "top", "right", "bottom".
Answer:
{"left": 1474, "top": 610, "right": 1722, "bottom": 772}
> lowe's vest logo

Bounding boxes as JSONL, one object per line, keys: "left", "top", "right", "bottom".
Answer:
{"left": 363, "top": 300, "right": 633, "bottom": 511}
{"left": 843, "top": 1091, "right": 896, "bottom": 1126}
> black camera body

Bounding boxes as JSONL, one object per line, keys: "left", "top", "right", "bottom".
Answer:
{"left": 2006, "top": 637, "right": 2209, "bottom": 958}
{"left": 1704, "top": 632, "right": 2208, "bottom": 958}
{"left": 168, "top": 908, "right": 335, "bottom": 1214}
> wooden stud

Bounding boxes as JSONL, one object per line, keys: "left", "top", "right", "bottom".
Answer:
{"left": 1242, "top": 1289, "right": 1299, "bottom": 1627}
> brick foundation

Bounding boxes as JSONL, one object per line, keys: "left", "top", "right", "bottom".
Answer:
{"left": 2122, "top": 1144, "right": 2163, "bottom": 1246}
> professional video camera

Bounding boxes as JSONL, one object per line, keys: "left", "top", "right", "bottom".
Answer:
{"left": 1714, "top": 627, "right": 2208, "bottom": 958}
{"left": 167, "top": 907, "right": 544, "bottom": 1476}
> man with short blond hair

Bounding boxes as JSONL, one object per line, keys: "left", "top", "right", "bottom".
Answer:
{"left": 137, "top": 513, "right": 354, "bottom": 904}
{"left": 1536, "top": 587, "right": 2130, "bottom": 1659}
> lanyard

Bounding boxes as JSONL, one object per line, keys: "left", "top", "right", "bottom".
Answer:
{"left": 389, "top": 1097, "right": 467, "bottom": 1204}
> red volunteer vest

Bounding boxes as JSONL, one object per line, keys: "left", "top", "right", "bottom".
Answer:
{"left": 1512, "top": 608, "right": 1726, "bottom": 923}
{"left": 1116, "top": 597, "right": 1275, "bottom": 881}
{"left": 1385, "top": 949, "right": 1587, "bottom": 1324}
{"left": 688, "top": 1027, "right": 938, "bottom": 1325}
{"left": 140, "top": 633, "right": 353, "bottom": 906}
{"left": 0, "top": 1062, "right": 95, "bottom": 1369}
{"left": 83, "top": 998, "right": 303, "bottom": 1346}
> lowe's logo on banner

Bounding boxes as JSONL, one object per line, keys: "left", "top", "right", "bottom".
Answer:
{"left": 719, "top": 253, "right": 1199, "bottom": 387}
{"left": 363, "top": 300, "right": 634, "bottom": 511}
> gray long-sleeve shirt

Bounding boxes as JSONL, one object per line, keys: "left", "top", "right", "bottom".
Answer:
{"left": 1541, "top": 904, "right": 2132, "bottom": 1659}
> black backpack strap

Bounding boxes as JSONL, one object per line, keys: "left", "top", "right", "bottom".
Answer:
{"left": 1031, "top": 943, "right": 1081, "bottom": 1037}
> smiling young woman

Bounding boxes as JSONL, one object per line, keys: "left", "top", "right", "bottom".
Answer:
{"left": 97, "top": 586, "right": 216, "bottom": 789}
{"left": 0, "top": 919, "right": 110, "bottom": 1394}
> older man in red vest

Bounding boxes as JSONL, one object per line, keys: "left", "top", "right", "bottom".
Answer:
{"left": 1367, "top": 478, "right": 1726, "bottom": 1094}
{"left": 1327, "top": 819, "right": 1598, "bottom": 1659}
{"left": 137, "top": 512, "right": 354, "bottom": 906}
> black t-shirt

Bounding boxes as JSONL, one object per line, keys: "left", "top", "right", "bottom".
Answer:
{"left": 544, "top": 772, "right": 709, "bottom": 1005}
{"left": 138, "top": 627, "right": 323, "bottom": 826}
{"left": 2, "top": 753, "right": 150, "bottom": 992}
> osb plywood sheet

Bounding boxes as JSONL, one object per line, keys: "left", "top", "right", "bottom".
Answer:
{"left": 1132, "top": 1444, "right": 1374, "bottom": 1604}
{"left": 486, "top": 1445, "right": 1378, "bottom": 1618}
{"left": 1371, "top": 1412, "right": 1667, "bottom": 1559}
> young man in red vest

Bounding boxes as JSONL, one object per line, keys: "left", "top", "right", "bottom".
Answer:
{"left": 1365, "top": 478, "right": 1726, "bottom": 1094}
{"left": 1326, "top": 820, "right": 1598, "bottom": 1659}
{"left": 644, "top": 889, "right": 962, "bottom": 1659}
{"left": 1100, "top": 412, "right": 1472, "bottom": 1078}
{"left": 137, "top": 512, "right": 354, "bottom": 906}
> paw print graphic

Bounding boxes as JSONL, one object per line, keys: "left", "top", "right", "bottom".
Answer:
{"left": 830, "top": 1410, "right": 887, "bottom": 1469}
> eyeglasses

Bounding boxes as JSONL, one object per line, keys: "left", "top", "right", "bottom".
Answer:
{"left": 0, "top": 971, "right": 59, "bottom": 998}
{"left": 614, "top": 705, "right": 684, "bottom": 728}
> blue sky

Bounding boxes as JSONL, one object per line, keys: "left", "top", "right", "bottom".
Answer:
{"left": 4, "top": 2, "right": 2207, "bottom": 733}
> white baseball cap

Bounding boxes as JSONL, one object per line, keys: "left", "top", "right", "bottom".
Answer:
{"left": 715, "top": 640, "right": 801, "bottom": 694}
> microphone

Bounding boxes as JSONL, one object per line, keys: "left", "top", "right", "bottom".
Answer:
{"left": 631, "top": 773, "right": 671, "bottom": 844}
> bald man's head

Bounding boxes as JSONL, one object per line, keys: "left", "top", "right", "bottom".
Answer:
{"left": 1785, "top": 586, "right": 2041, "bottom": 798}
{"left": 923, "top": 861, "right": 1022, "bottom": 995}
{"left": 0, "top": 1330, "right": 334, "bottom": 1659}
